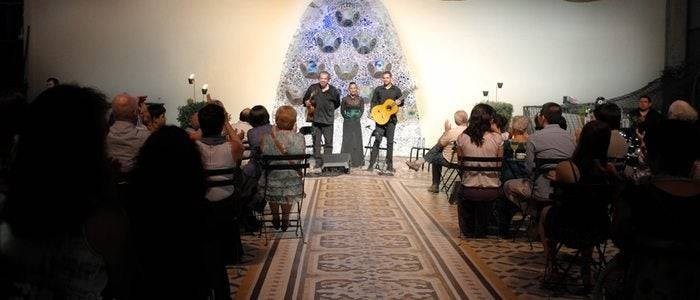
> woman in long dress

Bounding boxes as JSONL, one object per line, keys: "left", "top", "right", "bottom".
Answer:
{"left": 340, "top": 82, "right": 365, "bottom": 167}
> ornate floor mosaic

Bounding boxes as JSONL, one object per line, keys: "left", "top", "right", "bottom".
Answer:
{"left": 229, "top": 161, "right": 616, "bottom": 299}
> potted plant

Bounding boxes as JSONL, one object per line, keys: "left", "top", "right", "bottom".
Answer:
{"left": 482, "top": 101, "right": 513, "bottom": 121}
{"left": 177, "top": 99, "right": 206, "bottom": 128}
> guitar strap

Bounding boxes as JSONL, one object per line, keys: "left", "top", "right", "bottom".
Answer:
{"left": 307, "top": 85, "right": 320, "bottom": 104}
{"left": 309, "top": 88, "right": 317, "bottom": 103}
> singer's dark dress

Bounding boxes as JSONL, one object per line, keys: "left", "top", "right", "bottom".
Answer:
{"left": 341, "top": 95, "right": 365, "bottom": 167}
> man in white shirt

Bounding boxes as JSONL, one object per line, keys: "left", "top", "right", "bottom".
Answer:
{"left": 407, "top": 110, "right": 468, "bottom": 193}
{"left": 503, "top": 103, "right": 575, "bottom": 212}
{"left": 107, "top": 93, "right": 150, "bottom": 174}
{"left": 233, "top": 108, "right": 253, "bottom": 141}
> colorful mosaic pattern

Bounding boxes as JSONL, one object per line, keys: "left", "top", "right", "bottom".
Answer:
{"left": 228, "top": 160, "right": 617, "bottom": 299}
{"left": 275, "top": 0, "right": 421, "bottom": 155}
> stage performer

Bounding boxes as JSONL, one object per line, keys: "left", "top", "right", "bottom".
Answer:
{"left": 367, "top": 71, "right": 402, "bottom": 172}
{"left": 340, "top": 82, "right": 365, "bottom": 167}
{"left": 303, "top": 71, "right": 340, "bottom": 168}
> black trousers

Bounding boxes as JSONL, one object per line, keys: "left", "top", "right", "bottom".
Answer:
{"left": 312, "top": 122, "right": 333, "bottom": 160}
{"left": 369, "top": 122, "right": 396, "bottom": 167}
{"left": 457, "top": 187, "right": 500, "bottom": 236}
{"left": 420, "top": 143, "right": 448, "bottom": 186}
{"left": 209, "top": 198, "right": 243, "bottom": 265}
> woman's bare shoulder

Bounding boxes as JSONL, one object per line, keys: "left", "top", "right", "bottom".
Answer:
{"left": 555, "top": 161, "right": 578, "bottom": 183}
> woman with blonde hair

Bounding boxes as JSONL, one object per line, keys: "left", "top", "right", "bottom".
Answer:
{"left": 668, "top": 100, "right": 698, "bottom": 123}
{"left": 502, "top": 115, "right": 530, "bottom": 180}
{"left": 496, "top": 115, "right": 530, "bottom": 235}
{"left": 256, "top": 106, "right": 306, "bottom": 231}
{"left": 509, "top": 116, "right": 530, "bottom": 143}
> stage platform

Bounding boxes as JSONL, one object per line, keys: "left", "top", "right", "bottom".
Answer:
{"left": 227, "top": 157, "right": 615, "bottom": 299}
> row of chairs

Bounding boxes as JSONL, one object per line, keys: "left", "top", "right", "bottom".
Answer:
{"left": 256, "top": 154, "right": 310, "bottom": 243}
{"left": 544, "top": 180, "right": 615, "bottom": 293}
{"left": 205, "top": 153, "right": 311, "bottom": 247}
{"left": 426, "top": 147, "right": 617, "bottom": 292}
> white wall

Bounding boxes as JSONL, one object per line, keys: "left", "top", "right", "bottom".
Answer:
{"left": 25, "top": 0, "right": 665, "bottom": 144}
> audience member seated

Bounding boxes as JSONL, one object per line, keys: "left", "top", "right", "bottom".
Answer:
{"left": 186, "top": 111, "right": 202, "bottom": 140}
{"left": 496, "top": 115, "right": 530, "bottom": 235}
{"left": 613, "top": 119, "right": 700, "bottom": 299}
{"left": 197, "top": 104, "right": 244, "bottom": 202}
{"left": 45, "top": 77, "right": 59, "bottom": 89}
{"left": 146, "top": 103, "right": 167, "bottom": 132}
{"left": 238, "top": 105, "right": 273, "bottom": 231}
{"left": 494, "top": 114, "right": 510, "bottom": 141}
{"left": 629, "top": 95, "right": 663, "bottom": 138}
{"left": 509, "top": 116, "right": 530, "bottom": 143}
{"left": 0, "top": 85, "right": 128, "bottom": 299}
{"left": 667, "top": 100, "right": 700, "bottom": 180}
{"left": 503, "top": 102, "right": 575, "bottom": 216}
{"left": 107, "top": 93, "right": 150, "bottom": 174}
{"left": 243, "top": 105, "right": 272, "bottom": 180}
{"left": 539, "top": 120, "right": 617, "bottom": 290}
{"left": 243, "top": 105, "right": 273, "bottom": 178}
{"left": 256, "top": 106, "right": 306, "bottom": 232}
{"left": 136, "top": 96, "right": 151, "bottom": 130}
{"left": 668, "top": 99, "right": 698, "bottom": 124}
{"left": 455, "top": 104, "right": 503, "bottom": 236}
{"left": 594, "top": 102, "right": 628, "bottom": 159}
{"left": 204, "top": 98, "right": 245, "bottom": 140}
{"left": 234, "top": 108, "right": 253, "bottom": 141}
{"left": 406, "top": 110, "right": 468, "bottom": 193}
{"left": 501, "top": 115, "right": 530, "bottom": 181}
{"left": 197, "top": 103, "right": 244, "bottom": 264}
{"left": 129, "top": 125, "right": 229, "bottom": 299}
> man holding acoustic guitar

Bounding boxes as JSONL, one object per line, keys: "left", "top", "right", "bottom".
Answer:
{"left": 303, "top": 71, "right": 341, "bottom": 168}
{"left": 367, "top": 71, "right": 403, "bottom": 172}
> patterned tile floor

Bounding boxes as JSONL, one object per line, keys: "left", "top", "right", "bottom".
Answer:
{"left": 228, "top": 159, "right": 617, "bottom": 299}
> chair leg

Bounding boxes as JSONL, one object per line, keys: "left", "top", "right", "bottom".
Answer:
{"left": 473, "top": 202, "right": 480, "bottom": 237}
{"left": 525, "top": 214, "right": 535, "bottom": 249}
{"left": 510, "top": 211, "right": 522, "bottom": 242}
{"left": 296, "top": 199, "right": 304, "bottom": 237}
{"left": 543, "top": 242, "right": 565, "bottom": 287}
{"left": 544, "top": 242, "right": 601, "bottom": 294}
{"left": 258, "top": 210, "right": 268, "bottom": 246}
{"left": 597, "top": 241, "right": 608, "bottom": 266}
{"left": 440, "top": 169, "right": 457, "bottom": 195}
{"left": 511, "top": 206, "right": 534, "bottom": 249}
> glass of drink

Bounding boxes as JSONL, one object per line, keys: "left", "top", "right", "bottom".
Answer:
{"left": 510, "top": 142, "right": 520, "bottom": 154}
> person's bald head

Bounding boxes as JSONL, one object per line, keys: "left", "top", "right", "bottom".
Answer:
{"left": 454, "top": 110, "right": 468, "bottom": 126}
{"left": 239, "top": 108, "right": 251, "bottom": 122}
{"left": 112, "top": 93, "right": 138, "bottom": 123}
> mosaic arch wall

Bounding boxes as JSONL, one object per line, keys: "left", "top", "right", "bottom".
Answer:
{"left": 275, "top": 0, "right": 421, "bottom": 155}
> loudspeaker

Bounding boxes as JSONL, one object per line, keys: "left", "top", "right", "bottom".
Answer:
{"left": 321, "top": 153, "right": 350, "bottom": 173}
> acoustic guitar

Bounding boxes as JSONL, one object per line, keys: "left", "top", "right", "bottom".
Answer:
{"left": 370, "top": 86, "right": 417, "bottom": 125}
{"left": 304, "top": 90, "right": 317, "bottom": 123}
